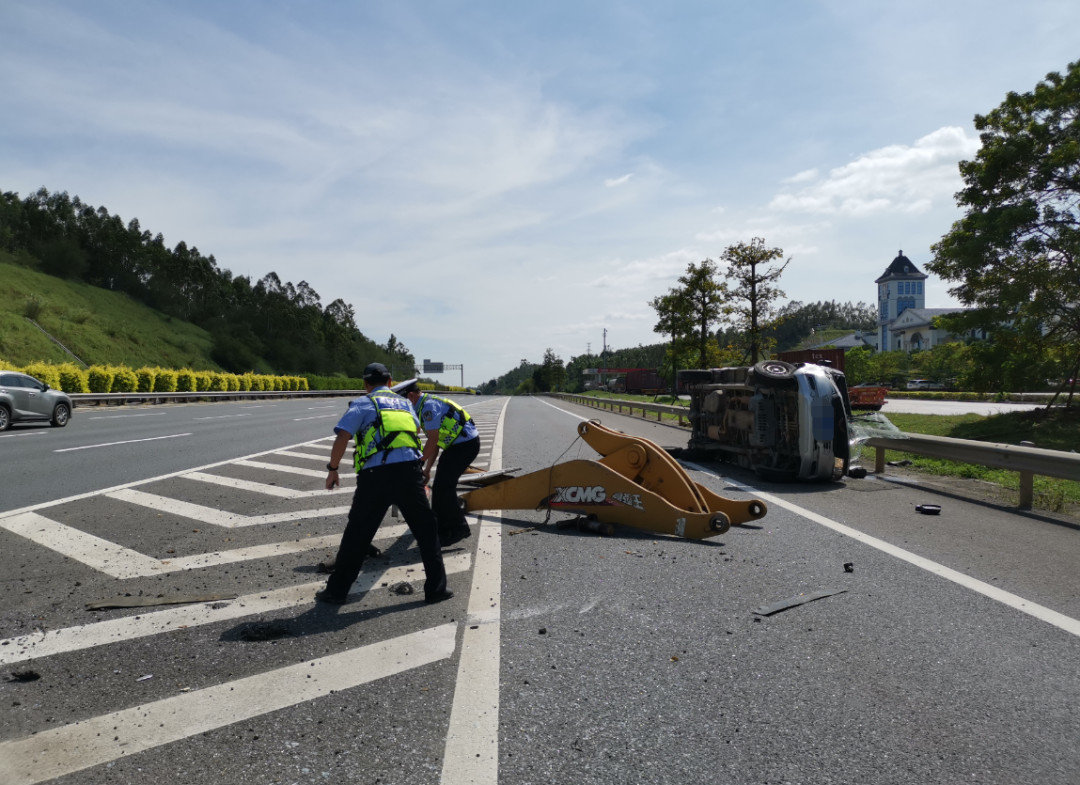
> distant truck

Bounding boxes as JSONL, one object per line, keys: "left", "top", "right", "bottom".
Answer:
{"left": 625, "top": 369, "right": 667, "bottom": 395}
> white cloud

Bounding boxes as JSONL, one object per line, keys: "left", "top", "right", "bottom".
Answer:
{"left": 783, "top": 168, "right": 819, "bottom": 184}
{"left": 769, "top": 127, "right": 980, "bottom": 216}
{"left": 604, "top": 173, "right": 634, "bottom": 187}
{"left": 590, "top": 247, "right": 701, "bottom": 290}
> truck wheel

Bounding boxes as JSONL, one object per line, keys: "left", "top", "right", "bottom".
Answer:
{"left": 0, "top": 405, "right": 9, "bottom": 432}
{"left": 51, "top": 403, "right": 71, "bottom": 427}
{"left": 752, "top": 361, "right": 796, "bottom": 388}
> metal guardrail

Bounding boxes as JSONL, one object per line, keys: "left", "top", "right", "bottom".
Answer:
{"left": 551, "top": 393, "right": 1078, "bottom": 510}
{"left": 550, "top": 393, "right": 689, "bottom": 424}
{"left": 71, "top": 389, "right": 467, "bottom": 407}
{"left": 865, "top": 434, "right": 1080, "bottom": 508}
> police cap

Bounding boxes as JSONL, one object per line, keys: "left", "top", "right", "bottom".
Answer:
{"left": 362, "top": 362, "right": 391, "bottom": 382}
{"left": 392, "top": 378, "right": 420, "bottom": 394}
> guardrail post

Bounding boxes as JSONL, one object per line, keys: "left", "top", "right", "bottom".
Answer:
{"left": 1019, "top": 440, "right": 1035, "bottom": 509}
{"left": 875, "top": 446, "right": 885, "bottom": 474}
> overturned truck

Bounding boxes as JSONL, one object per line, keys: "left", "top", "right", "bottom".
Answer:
{"left": 677, "top": 360, "right": 853, "bottom": 482}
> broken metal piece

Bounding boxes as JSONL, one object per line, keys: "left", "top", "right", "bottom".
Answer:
{"left": 752, "top": 589, "right": 847, "bottom": 617}
{"left": 915, "top": 504, "right": 941, "bottom": 515}
{"left": 508, "top": 527, "right": 537, "bottom": 536}
{"left": 458, "top": 468, "right": 523, "bottom": 487}
{"left": 85, "top": 593, "right": 238, "bottom": 611}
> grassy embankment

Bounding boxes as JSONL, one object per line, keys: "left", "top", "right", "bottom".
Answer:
{"left": 0, "top": 254, "right": 224, "bottom": 370}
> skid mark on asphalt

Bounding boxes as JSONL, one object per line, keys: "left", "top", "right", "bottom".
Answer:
{"left": 0, "top": 624, "right": 458, "bottom": 785}
{"left": 0, "top": 548, "right": 471, "bottom": 666}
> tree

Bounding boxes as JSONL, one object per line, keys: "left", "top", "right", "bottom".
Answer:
{"left": 928, "top": 60, "right": 1080, "bottom": 400}
{"left": 649, "top": 289, "right": 694, "bottom": 386}
{"left": 673, "top": 259, "right": 728, "bottom": 369}
{"left": 720, "top": 238, "right": 791, "bottom": 363}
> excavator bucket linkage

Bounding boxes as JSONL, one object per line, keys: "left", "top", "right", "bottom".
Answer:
{"left": 460, "top": 420, "right": 767, "bottom": 539}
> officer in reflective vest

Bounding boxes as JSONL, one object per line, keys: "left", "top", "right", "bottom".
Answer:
{"left": 398, "top": 380, "right": 480, "bottom": 547}
{"left": 315, "top": 363, "right": 452, "bottom": 605}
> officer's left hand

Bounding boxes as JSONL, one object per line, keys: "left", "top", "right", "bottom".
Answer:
{"left": 422, "top": 467, "right": 431, "bottom": 484}
{"left": 326, "top": 470, "right": 339, "bottom": 490}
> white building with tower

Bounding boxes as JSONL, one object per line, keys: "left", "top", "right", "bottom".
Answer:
{"left": 872, "top": 250, "right": 969, "bottom": 352}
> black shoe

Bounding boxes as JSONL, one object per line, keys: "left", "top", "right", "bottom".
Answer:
{"left": 441, "top": 526, "right": 472, "bottom": 547}
{"left": 314, "top": 588, "right": 348, "bottom": 605}
{"left": 424, "top": 589, "right": 454, "bottom": 604}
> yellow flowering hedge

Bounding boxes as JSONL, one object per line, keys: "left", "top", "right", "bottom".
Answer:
{"left": 0, "top": 359, "right": 308, "bottom": 394}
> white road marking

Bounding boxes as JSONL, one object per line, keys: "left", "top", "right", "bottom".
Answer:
{"left": 441, "top": 396, "right": 510, "bottom": 784}
{"left": 107, "top": 488, "right": 350, "bottom": 527}
{"left": 0, "top": 546, "right": 471, "bottom": 667}
{"left": 294, "top": 414, "right": 338, "bottom": 421}
{"left": 684, "top": 462, "right": 1080, "bottom": 640}
{"left": 0, "top": 512, "right": 164, "bottom": 579}
{"left": 54, "top": 433, "right": 192, "bottom": 452}
{"left": 274, "top": 450, "right": 328, "bottom": 461}
{"left": 182, "top": 471, "right": 353, "bottom": 497}
{"left": 307, "top": 405, "right": 339, "bottom": 409}
{"left": 88, "top": 412, "right": 168, "bottom": 420}
{"left": 0, "top": 512, "right": 389, "bottom": 582}
{"left": 0, "top": 624, "right": 458, "bottom": 785}
{"left": 534, "top": 397, "right": 589, "bottom": 420}
{"left": 238, "top": 405, "right": 276, "bottom": 408}
{"left": 236, "top": 458, "right": 328, "bottom": 478}
{"left": 0, "top": 431, "right": 46, "bottom": 438}
{"left": 192, "top": 413, "right": 253, "bottom": 420}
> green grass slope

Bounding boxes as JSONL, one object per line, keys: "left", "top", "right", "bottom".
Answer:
{"left": 0, "top": 253, "right": 223, "bottom": 370}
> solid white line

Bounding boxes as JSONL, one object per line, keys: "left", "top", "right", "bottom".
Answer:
{"left": 54, "top": 433, "right": 192, "bottom": 452}
{"left": 182, "top": 471, "right": 353, "bottom": 497}
{"left": 0, "top": 435, "right": 338, "bottom": 521}
{"left": 238, "top": 405, "right": 276, "bottom": 408}
{"left": 192, "top": 413, "right": 253, "bottom": 420}
{"left": 0, "top": 624, "right": 458, "bottom": 785}
{"left": 89, "top": 412, "right": 168, "bottom": 420}
{"left": 106, "top": 488, "right": 350, "bottom": 527}
{"left": 441, "top": 396, "right": 510, "bottom": 784}
{"left": 0, "top": 546, "right": 470, "bottom": 668}
{"left": 534, "top": 397, "right": 589, "bottom": 420}
{"left": 684, "top": 463, "right": 1080, "bottom": 640}
{"left": 0, "top": 431, "right": 46, "bottom": 438}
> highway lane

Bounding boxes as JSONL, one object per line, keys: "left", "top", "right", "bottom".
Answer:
{"left": 882, "top": 398, "right": 1048, "bottom": 416}
{"left": 0, "top": 396, "right": 496, "bottom": 513}
{"left": 2, "top": 395, "right": 1079, "bottom": 784}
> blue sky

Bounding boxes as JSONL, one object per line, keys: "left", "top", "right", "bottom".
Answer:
{"left": 3, "top": 1, "right": 1078, "bottom": 385}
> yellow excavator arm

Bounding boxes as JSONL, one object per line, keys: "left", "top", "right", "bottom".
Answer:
{"left": 460, "top": 420, "right": 767, "bottom": 539}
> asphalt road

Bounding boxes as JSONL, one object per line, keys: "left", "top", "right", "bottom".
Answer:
{"left": 882, "top": 398, "right": 1049, "bottom": 416}
{"left": 2, "top": 395, "right": 1079, "bottom": 784}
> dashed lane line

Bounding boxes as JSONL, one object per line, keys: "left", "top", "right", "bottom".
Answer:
{"left": 192, "top": 414, "right": 254, "bottom": 420}
{"left": 0, "top": 548, "right": 469, "bottom": 666}
{"left": 440, "top": 396, "right": 510, "bottom": 784}
{"left": 182, "top": 471, "right": 354, "bottom": 497}
{"left": 294, "top": 414, "right": 338, "bottom": 421}
{"left": 88, "top": 412, "right": 168, "bottom": 420}
{"left": 0, "top": 431, "right": 46, "bottom": 439}
{"left": 0, "top": 624, "right": 458, "bottom": 785}
{"left": 54, "top": 433, "right": 193, "bottom": 453}
{"left": 105, "top": 488, "right": 350, "bottom": 527}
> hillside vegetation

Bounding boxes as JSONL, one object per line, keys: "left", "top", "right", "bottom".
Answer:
{"left": 0, "top": 254, "right": 222, "bottom": 369}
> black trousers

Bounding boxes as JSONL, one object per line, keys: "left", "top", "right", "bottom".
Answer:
{"left": 325, "top": 460, "right": 447, "bottom": 600}
{"left": 432, "top": 436, "right": 481, "bottom": 536}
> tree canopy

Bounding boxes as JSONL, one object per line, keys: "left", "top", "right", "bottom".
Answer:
{"left": 720, "top": 238, "right": 791, "bottom": 362}
{"left": 928, "top": 60, "right": 1080, "bottom": 394}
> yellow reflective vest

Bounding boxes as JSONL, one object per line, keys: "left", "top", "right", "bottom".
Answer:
{"left": 353, "top": 389, "right": 423, "bottom": 472}
{"left": 416, "top": 392, "right": 474, "bottom": 450}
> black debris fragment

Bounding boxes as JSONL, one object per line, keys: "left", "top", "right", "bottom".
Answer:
{"left": 752, "top": 590, "right": 848, "bottom": 617}
{"left": 915, "top": 504, "right": 941, "bottom": 515}
{"left": 86, "top": 593, "right": 237, "bottom": 611}
{"left": 238, "top": 622, "right": 294, "bottom": 642}
{"left": 844, "top": 562, "right": 854, "bottom": 573}
{"left": 887, "top": 459, "right": 913, "bottom": 467}
{"left": 538, "top": 628, "right": 547, "bottom": 635}
{"left": 7, "top": 670, "right": 41, "bottom": 683}
{"left": 847, "top": 466, "right": 868, "bottom": 479}
{"left": 390, "top": 582, "right": 415, "bottom": 596}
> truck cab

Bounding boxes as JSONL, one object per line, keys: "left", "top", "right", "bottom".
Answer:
{"left": 677, "top": 360, "right": 852, "bottom": 481}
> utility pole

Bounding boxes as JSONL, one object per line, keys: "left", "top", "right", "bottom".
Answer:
{"left": 602, "top": 328, "right": 608, "bottom": 386}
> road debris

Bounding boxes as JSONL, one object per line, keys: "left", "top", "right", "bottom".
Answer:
{"left": 390, "top": 582, "right": 415, "bottom": 596}
{"left": 86, "top": 593, "right": 238, "bottom": 610}
{"left": 752, "top": 589, "right": 848, "bottom": 617}
{"left": 6, "top": 670, "right": 41, "bottom": 683}
{"left": 538, "top": 628, "right": 547, "bottom": 635}
{"left": 238, "top": 622, "right": 294, "bottom": 641}
{"left": 136, "top": 674, "right": 153, "bottom": 682}
{"left": 847, "top": 466, "right": 868, "bottom": 479}
{"left": 915, "top": 504, "right": 941, "bottom": 515}
{"left": 887, "top": 459, "right": 913, "bottom": 467}
{"left": 508, "top": 527, "right": 537, "bottom": 536}
{"left": 843, "top": 562, "right": 854, "bottom": 573}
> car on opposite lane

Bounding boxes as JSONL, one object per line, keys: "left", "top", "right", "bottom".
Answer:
{"left": 0, "top": 371, "right": 73, "bottom": 430}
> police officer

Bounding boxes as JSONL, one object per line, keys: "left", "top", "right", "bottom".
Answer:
{"left": 315, "top": 363, "right": 452, "bottom": 605}
{"left": 398, "top": 380, "right": 480, "bottom": 546}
